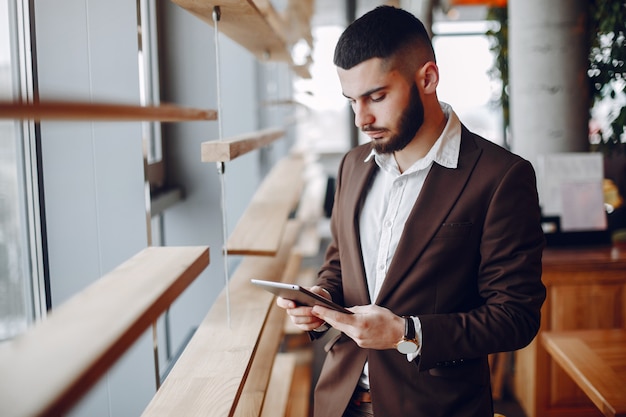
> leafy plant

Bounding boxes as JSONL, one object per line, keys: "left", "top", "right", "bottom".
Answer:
{"left": 486, "top": 7, "right": 509, "bottom": 147}
{"left": 487, "top": 2, "right": 626, "bottom": 155}
{"left": 588, "top": 0, "right": 626, "bottom": 155}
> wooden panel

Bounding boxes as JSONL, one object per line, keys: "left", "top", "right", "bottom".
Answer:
{"left": 232, "top": 251, "right": 302, "bottom": 417}
{"left": 170, "top": 0, "right": 292, "bottom": 62}
{"left": 260, "top": 353, "right": 296, "bottom": 417}
{"left": 550, "top": 284, "right": 624, "bottom": 330}
{"left": 201, "top": 128, "right": 285, "bottom": 162}
{"left": 549, "top": 284, "right": 625, "bottom": 407}
{"left": 285, "top": 352, "right": 312, "bottom": 417}
{"left": 227, "top": 154, "right": 305, "bottom": 256}
{"left": 514, "top": 246, "right": 626, "bottom": 417}
{"left": 0, "top": 246, "right": 210, "bottom": 417}
{"left": 233, "top": 303, "right": 285, "bottom": 417}
{"left": 541, "top": 247, "right": 626, "bottom": 278}
{"left": 0, "top": 101, "right": 217, "bottom": 121}
{"left": 542, "top": 330, "right": 626, "bottom": 417}
{"left": 141, "top": 221, "right": 301, "bottom": 417}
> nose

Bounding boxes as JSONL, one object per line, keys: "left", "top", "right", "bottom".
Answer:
{"left": 353, "top": 102, "right": 374, "bottom": 129}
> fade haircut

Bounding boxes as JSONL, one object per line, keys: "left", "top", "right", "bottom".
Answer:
{"left": 333, "top": 6, "right": 435, "bottom": 73}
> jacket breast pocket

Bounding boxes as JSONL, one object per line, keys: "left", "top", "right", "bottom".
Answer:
{"left": 433, "top": 222, "right": 473, "bottom": 239}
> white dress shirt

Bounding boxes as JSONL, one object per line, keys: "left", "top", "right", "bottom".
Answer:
{"left": 357, "top": 102, "right": 462, "bottom": 388}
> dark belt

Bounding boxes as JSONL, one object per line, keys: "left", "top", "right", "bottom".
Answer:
{"left": 352, "top": 389, "right": 372, "bottom": 405}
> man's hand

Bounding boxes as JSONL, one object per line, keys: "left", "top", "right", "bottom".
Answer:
{"left": 276, "top": 285, "right": 329, "bottom": 331}
{"left": 312, "top": 304, "right": 405, "bottom": 350}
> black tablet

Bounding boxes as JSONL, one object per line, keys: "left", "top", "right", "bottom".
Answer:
{"left": 250, "top": 279, "right": 353, "bottom": 314}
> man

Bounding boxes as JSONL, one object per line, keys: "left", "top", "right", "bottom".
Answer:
{"left": 277, "top": 6, "right": 545, "bottom": 417}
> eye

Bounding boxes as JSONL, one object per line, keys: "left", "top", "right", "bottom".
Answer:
{"left": 370, "top": 94, "right": 385, "bottom": 102}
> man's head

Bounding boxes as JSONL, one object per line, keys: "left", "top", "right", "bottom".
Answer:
{"left": 335, "top": 7, "right": 440, "bottom": 156}
{"left": 333, "top": 6, "right": 435, "bottom": 77}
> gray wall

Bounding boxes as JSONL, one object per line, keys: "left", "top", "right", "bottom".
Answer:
{"left": 158, "top": 0, "right": 295, "bottom": 362}
{"left": 33, "top": 0, "right": 294, "bottom": 415}
{"left": 35, "top": 0, "right": 153, "bottom": 415}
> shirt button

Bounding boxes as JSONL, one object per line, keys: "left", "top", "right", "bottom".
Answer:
{"left": 378, "top": 264, "right": 385, "bottom": 270}
{"left": 384, "top": 220, "right": 392, "bottom": 228}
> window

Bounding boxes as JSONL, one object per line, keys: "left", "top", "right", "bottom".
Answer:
{"left": 432, "top": 10, "right": 505, "bottom": 147}
{"left": 0, "top": 0, "right": 46, "bottom": 340}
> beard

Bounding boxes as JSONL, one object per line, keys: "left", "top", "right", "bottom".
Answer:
{"left": 366, "top": 83, "right": 424, "bottom": 154}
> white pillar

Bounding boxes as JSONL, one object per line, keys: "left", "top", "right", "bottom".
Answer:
{"left": 508, "top": 0, "right": 590, "bottom": 169}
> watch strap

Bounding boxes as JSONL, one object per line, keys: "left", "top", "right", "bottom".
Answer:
{"left": 404, "top": 316, "right": 415, "bottom": 340}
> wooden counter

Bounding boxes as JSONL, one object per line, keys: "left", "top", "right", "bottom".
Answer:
{"left": 514, "top": 245, "right": 626, "bottom": 417}
{"left": 541, "top": 329, "right": 626, "bottom": 417}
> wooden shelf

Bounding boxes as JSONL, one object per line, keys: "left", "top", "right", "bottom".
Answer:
{"left": 201, "top": 127, "right": 285, "bottom": 162}
{"left": 170, "top": 0, "right": 310, "bottom": 64}
{"left": 0, "top": 246, "right": 210, "bottom": 417}
{"left": 226, "top": 154, "right": 305, "bottom": 256}
{"left": 233, "top": 252, "right": 302, "bottom": 417}
{"left": 0, "top": 101, "right": 217, "bottom": 122}
{"left": 142, "top": 222, "right": 301, "bottom": 417}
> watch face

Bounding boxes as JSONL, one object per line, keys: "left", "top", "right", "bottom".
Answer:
{"left": 396, "top": 340, "right": 418, "bottom": 354}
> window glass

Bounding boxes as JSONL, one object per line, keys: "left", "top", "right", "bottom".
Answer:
{"left": 433, "top": 17, "right": 505, "bottom": 147}
{"left": 0, "top": 0, "right": 44, "bottom": 340}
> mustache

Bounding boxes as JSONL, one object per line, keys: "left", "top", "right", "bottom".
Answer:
{"left": 361, "top": 125, "right": 387, "bottom": 133}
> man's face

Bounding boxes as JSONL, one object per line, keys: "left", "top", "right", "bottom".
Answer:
{"left": 338, "top": 58, "right": 424, "bottom": 154}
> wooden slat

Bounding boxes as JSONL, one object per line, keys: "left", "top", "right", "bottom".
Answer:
{"left": 142, "top": 221, "right": 301, "bottom": 417}
{"left": 201, "top": 128, "right": 285, "bottom": 162}
{"left": 226, "top": 154, "right": 305, "bottom": 256}
{"left": 292, "top": 64, "right": 312, "bottom": 79}
{"left": 285, "top": 353, "right": 312, "bottom": 417}
{"left": 542, "top": 330, "right": 626, "bottom": 417}
{"left": 232, "top": 251, "right": 302, "bottom": 417}
{"left": 232, "top": 303, "right": 285, "bottom": 417}
{"left": 170, "top": 0, "right": 292, "bottom": 62}
{"left": 260, "top": 353, "right": 297, "bottom": 417}
{"left": 0, "top": 246, "right": 210, "bottom": 417}
{"left": 0, "top": 101, "right": 217, "bottom": 122}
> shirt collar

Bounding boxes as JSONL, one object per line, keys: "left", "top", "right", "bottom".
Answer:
{"left": 364, "top": 102, "right": 461, "bottom": 172}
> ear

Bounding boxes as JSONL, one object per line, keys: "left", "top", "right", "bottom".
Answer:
{"left": 417, "top": 61, "right": 439, "bottom": 94}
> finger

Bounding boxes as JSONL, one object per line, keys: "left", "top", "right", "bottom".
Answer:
{"left": 276, "top": 296, "right": 296, "bottom": 309}
{"left": 312, "top": 305, "right": 352, "bottom": 330}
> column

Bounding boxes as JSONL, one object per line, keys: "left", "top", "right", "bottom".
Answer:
{"left": 508, "top": 0, "right": 590, "bottom": 169}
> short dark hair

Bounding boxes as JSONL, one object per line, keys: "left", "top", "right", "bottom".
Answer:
{"left": 333, "top": 6, "right": 435, "bottom": 70}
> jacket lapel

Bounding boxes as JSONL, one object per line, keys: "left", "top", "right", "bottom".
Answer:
{"left": 375, "top": 132, "right": 482, "bottom": 305}
{"left": 345, "top": 151, "right": 379, "bottom": 305}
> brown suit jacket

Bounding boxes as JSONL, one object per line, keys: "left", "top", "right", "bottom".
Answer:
{"left": 313, "top": 126, "right": 546, "bottom": 417}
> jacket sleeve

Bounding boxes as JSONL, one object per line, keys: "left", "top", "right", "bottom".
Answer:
{"left": 417, "top": 158, "right": 546, "bottom": 370}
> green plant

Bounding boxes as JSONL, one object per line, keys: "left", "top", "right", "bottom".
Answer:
{"left": 588, "top": 0, "right": 626, "bottom": 155}
{"left": 487, "top": 2, "right": 626, "bottom": 155}
{"left": 486, "top": 7, "right": 509, "bottom": 146}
